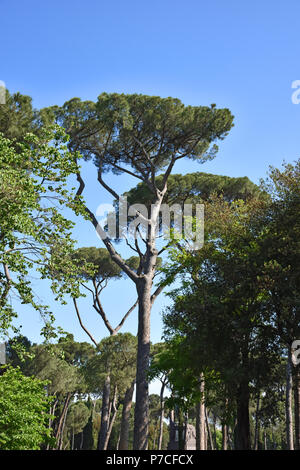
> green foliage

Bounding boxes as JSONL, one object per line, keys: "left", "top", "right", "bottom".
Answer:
{"left": 0, "top": 126, "right": 86, "bottom": 340}
{"left": 259, "top": 160, "right": 300, "bottom": 345}
{"left": 0, "top": 366, "right": 54, "bottom": 449}
{"left": 65, "top": 401, "right": 91, "bottom": 442}
{"left": 72, "top": 247, "right": 123, "bottom": 281}
{"left": 85, "top": 333, "right": 137, "bottom": 396}
{"left": 124, "top": 171, "right": 265, "bottom": 208}
{"left": 0, "top": 90, "right": 36, "bottom": 141}
{"left": 147, "top": 394, "right": 169, "bottom": 450}
{"left": 160, "top": 159, "right": 300, "bottom": 447}
{"left": 49, "top": 94, "right": 234, "bottom": 177}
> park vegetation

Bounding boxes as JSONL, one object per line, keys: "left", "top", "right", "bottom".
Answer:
{"left": 0, "top": 90, "right": 299, "bottom": 450}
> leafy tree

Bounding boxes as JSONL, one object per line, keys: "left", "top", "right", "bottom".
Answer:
{"left": 124, "top": 171, "right": 265, "bottom": 208}
{"left": 148, "top": 394, "right": 169, "bottom": 450}
{"left": 85, "top": 332, "right": 137, "bottom": 449}
{"left": 258, "top": 160, "right": 300, "bottom": 449}
{"left": 0, "top": 126, "right": 85, "bottom": 340}
{"left": 65, "top": 401, "right": 91, "bottom": 450}
{"left": 0, "top": 89, "right": 55, "bottom": 142}
{"left": 162, "top": 193, "right": 282, "bottom": 449}
{"left": 26, "top": 335, "right": 93, "bottom": 449}
{"left": 149, "top": 343, "right": 170, "bottom": 450}
{"left": 0, "top": 90, "right": 36, "bottom": 141}
{"left": 0, "top": 366, "right": 54, "bottom": 449}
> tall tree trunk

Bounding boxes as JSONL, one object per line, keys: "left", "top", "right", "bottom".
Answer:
{"left": 205, "top": 408, "right": 214, "bottom": 450}
{"left": 235, "top": 380, "right": 250, "bottom": 450}
{"left": 254, "top": 393, "right": 260, "bottom": 450}
{"left": 158, "top": 381, "right": 166, "bottom": 450}
{"left": 264, "top": 429, "right": 267, "bottom": 450}
{"left": 196, "top": 374, "right": 206, "bottom": 450}
{"left": 49, "top": 398, "right": 58, "bottom": 431}
{"left": 133, "top": 277, "right": 152, "bottom": 450}
{"left": 103, "top": 386, "right": 118, "bottom": 450}
{"left": 228, "top": 427, "right": 234, "bottom": 450}
{"left": 133, "top": 193, "right": 164, "bottom": 450}
{"left": 178, "top": 407, "right": 184, "bottom": 450}
{"left": 294, "top": 364, "right": 300, "bottom": 450}
{"left": 183, "top": 413, "right": 188, "bottom": 450}
{"left": 119, "top": 380, "right": 135, "bottom": 450}
{"left": 221, "top": 396, "right": 228, "bottom": 450}
{"left": 212, "top": 413, "right": 217, "bottom": 450}
{"left": 168, "top": 409, "right": 176, "bottom": 449}
{"left": 59, "top": 394, "right": 71, "bottom": 450}
{"left": 98, "top": 373, "right": 111, "bottom": 450}
{"left": 222, "top": 423, "right": 228, "bottom": 450}
{"left": 56, "top": 392, "right": 72, "bottom": 450}
{"left": 286, "top": 347, "right": 294, "bottom": 450}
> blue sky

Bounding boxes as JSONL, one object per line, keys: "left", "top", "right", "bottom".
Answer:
{"left": 1, "top": 0, "right": 300, "bottom": 354}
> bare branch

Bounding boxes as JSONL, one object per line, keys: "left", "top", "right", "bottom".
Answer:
{"left": 75, "top": 170, "right": 139, "bottom": 283}
{"left": 93, "top": 279, "right": 115, "bottom": 335}
{"left": 115, "top": 298, "right": 138, "bottom": 334}
{"left": 151, "top": 284, "right": 165, "bottom": 305}
{"left": 72, "top": 297, "right": 98, "bottom": 347}
{"left": 97, "top": 166, "right": 120, "bottom": 201}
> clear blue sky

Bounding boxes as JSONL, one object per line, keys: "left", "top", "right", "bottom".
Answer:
{"left": 1, "top": 0, "right": 300, "bottom": 352}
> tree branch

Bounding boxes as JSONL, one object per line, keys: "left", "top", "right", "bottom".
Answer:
{"left": 151, "top": 284, "right": 165, "bottom": 305}
{"left": 75, "top": 170, "right": 139, "bottom": 283}
{"left": 115, "top": 298, "right": 139, "bottom": 334}
{"left": 72, "top": 297, "right": 98, "bottom": 347}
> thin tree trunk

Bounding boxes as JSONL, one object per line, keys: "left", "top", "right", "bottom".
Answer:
{"left": 196, "top": 375, "right": 206, "bottom": 450}
{"left": 56, "top": 392, "right": 72, "bottom": 450}
{"left": 152, "top": 423, "right": 157, "bottom": 450}
{"left": 212, "top": 413, "right": 217, "bottom": 450}
{"left": 133, "top": 277, "right": 152, "bottom": 450}
{"left": 49, "top": 398, "right": 58, "bottom": 430}
{"left": 222, "top": 423, "right": 228, "bottom": 450}
{"left": 119, "top": 380, "right": 135, "bottom": 450}
{"left": 221, "top": 396, "right": 228, "bottom": 450}
{"left": 103, "top": 386, "right": 118, "bottom": 450}
{"left": 205, "top": 408, "right": 214, "bottom": 450}
{"left": 178, "top": 408, "right": 184, "bottom": 450}
{"left": 228, "top": 427, "right": 234, "bottom": 450}
{"left": 264, "top": 429, "right": 267, "bottom": 450}
{"left": 254, "top": 393, "right": 260, "bottom": 450}
{"left": 98, "top": 373, "right": 111, "bottom": 450}
{"left": 286, "top": 347, "right": 294, "bottom": 450}
{"left": 158, "top": 381, "right": 166, "bottom": 450}
{"left": 183, "top": 413, "right": 188, "bottom": 450}
{"left": 59, "top": 394, "right": 71, "bottom": 450}
{"left": 294, "top": 364, "right": 300, "bottom": 450}
{"left": 47, "top": 398, "right": 58, "bottom": 450}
